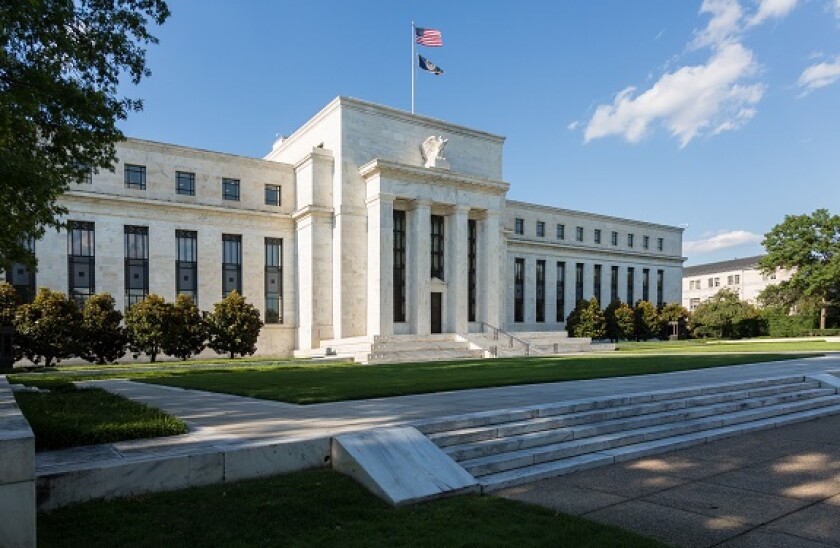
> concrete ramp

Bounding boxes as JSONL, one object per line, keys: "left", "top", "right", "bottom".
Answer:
{"left": 331, "top": 426, "right": 479, "bottom": 506}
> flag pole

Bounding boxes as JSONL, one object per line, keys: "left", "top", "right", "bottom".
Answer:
{"left": 411, "top": 21, "right": 416, "bottom": 114}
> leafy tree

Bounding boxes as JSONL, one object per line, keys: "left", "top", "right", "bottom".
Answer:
{"left": 691, "top": 289, "right": 764, "bottom": 339}
{"left": 125, "top": 294, "right": 171, "bottom": 363}
{"left": 162, "top": 294, "right": 207, "bottom": 361}
{"left": 206, "top": 291, "right": 263, "bottom": 359}
{"left": 604, "top": 300, "right": 635, "bottom": 342}
{"left": 633, "top": 301, "right": 661, "bottom": 341}
{"left": 761, "top": 209, "right": 840, "bottom": 329}
{"left": 14, "top": 288, "right": 81, "bottom": 367}
{"left": 565, "top": 298, "right": 606, "bottom": 339}
{"left": 0, "top": 1, "right": 170, "bottom": 265}
{"left": 0, "top": 282, "right": 18, "bottom": 326}
{"left": 659, "top": 303, "right": 690, "bottom": 339}
{"left": 80, "top": 293, "right": 127, "bottom": 364}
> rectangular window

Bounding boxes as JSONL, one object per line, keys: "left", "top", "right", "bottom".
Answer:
{"left": 556, "top": 261, "right": 566, "bottom": 322}
{"left": 627, "top": 267, "right": 635, "bottom": 305}
{"left": 536, "top": 260, "right": 546, "bottom": 323}
{"left": 176, "top": 230, "right": 198, "bottom": 305}
{"left": 431, "top": 215, "right": 444, "bottom": 279}
{"left": 714, "top": 277, "right": 720, "bottom": 287}
{"left": 643, "top": 235, "right": 650, "bottom": 250}
{"left": 222, "top": 178, "right": 240, "bottom": 201}
{"left": 68, "top": 221, "right": 95, "bottom": 306}
{"left": 610, "top": 266, "right": 619, "bottom": 303}
{"left": 468, "top": 219, "right": 477, "bottom": 322}
{"left": 514, "top": 258, "right": 525, "bottom": 323}
{"left": 124, "top": 226, "right": 149, "bottom": 309}
{"left": 176, "top": 171, "right": 195, "bottom": 196}
{"left": 611, "top": 231, "right": 618, "bottom": 246}
{"left": 576, "top": 226, "right": 584, "bottom": 242}
{"left": 80, "top": 167, "right": 93, "bottom": 184}
{"left": 594, "top": 229, "right": 602, "bottom": 244}
{"left": 265, "top": 184, "right": 281, "bottom": 206}
{"left": 575, "top": 263, "right": 584, "bottom": 303}
{"left": 627, "top": 234, "right": 634, "bottom": 248}
{"left": 734, "top": 274, "right": 740, "bottom": 284}
{"left": 6, "top": 238, "right": 36, "bottom": 304}
{"left": 536, "top": 221, "right": 545, "bottom": 238}
{"left": 124, "top": 164, "right": 146, "bottom": 189}
{"left": 642, "top": 268, "right": 650, "bottom": 302}
{"left": 690, "top": 298, "right": 700, "bottom": 310}
{"left": 265, "top": 238, "right": 283, "bottom": 324}
{"left": 593, "top": 264, "right": 602, "bottom": 305}
{"left": 727, "top": 275, "right": 734, "bottom": 285}
{"left": 657, "top": 237, "right": 664, "bottom": 251}
{"left": 657, "top": 269, "right": 664, "bottom": 307}
{"left": 222, "top": 234, "right": 242, "bottom": 297}
{"left": 708, "top": 278, "right": 714, "bottom": 288}
{"left": 393, "top": 210, "right": 407, "bottom": 323}
{"left": 556, "top": 224, "right": 565, "bottom": 240}
{"left": 514, "top": 218, "right": 524, "bottom": 235}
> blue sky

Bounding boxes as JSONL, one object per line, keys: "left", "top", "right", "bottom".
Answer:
{"left": 120, "top": 1, "right": 840, "bottom": 266}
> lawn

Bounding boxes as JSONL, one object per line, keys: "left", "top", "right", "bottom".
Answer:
{"left": 617, "top": 340, "right": 840, "bottom": 353}
{"left": 14, "top": 384, "right": 188, "bottom": 451}
{"left": 38, "top": 469, "right": 665, "bottom": 548}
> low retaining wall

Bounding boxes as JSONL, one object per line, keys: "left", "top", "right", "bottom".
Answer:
{"left": 0, "top": 376, "right": 36, "bottom": 547}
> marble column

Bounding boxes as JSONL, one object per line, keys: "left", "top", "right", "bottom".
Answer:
{"left": 409, "top": 201, "right": 431, "bottom": 336}
{"left": 480, "top": 212, "right": 503, "bottom": 328}
{"left": 366, "top": 193, "right": 394, "bottom": 337}
{"left": 447, "top": 206, "right": 470, "bottom": 334}
{"left": 294, "top": 206, "right": 334, "bottom": 350}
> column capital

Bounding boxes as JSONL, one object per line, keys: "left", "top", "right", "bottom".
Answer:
{"left": 453, "top": 205, "right": 471, "bottom": 214}
{"left": 365, "top": 192, "right": 396, "bottom": 208}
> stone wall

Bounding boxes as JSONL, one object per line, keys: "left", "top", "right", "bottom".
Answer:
{"left": 0, "top": 377, "right": 36, "bottom": 547}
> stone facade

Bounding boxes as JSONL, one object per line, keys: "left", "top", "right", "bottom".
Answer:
{"left": 682, "top": 255, "right": 793, "bottom": 311}
{"left": 9, "top": 97, "right": 685, "bottom": 357}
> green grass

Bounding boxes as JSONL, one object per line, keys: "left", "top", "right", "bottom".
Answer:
{"left": 14, "top": 384, "right": 188, "bottom": 451}
{"left": 38, "top": 469, "right": 665, "bottom": 548}
{"left": 617, "top": 340, "right": 840, "bottom": 353}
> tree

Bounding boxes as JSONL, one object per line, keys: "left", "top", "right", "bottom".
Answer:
{"left": 634, "top": 301, "right": 661, "bottom": 341}
{"left": 0, "top": 1, "right": 170, "bottom": 265}
{"left": 691, "top": 289, "right": 764, "bottom": 339}
{"left": 162, "top": 294, "right": 207, "bottom": 361}
{"left": 0, "top": 282, "right": 18, "bottom": 327}
{"left": 604, "top": 300, "right": 635, "bottom": 342}
{"left": 206, "top": 291, "right": 263, "bottom": 359}
{"left": 565, "top": 298, "right": 606, "bottom": 339}
{"left": 761, "top": 209, "right": 840, "bottom": 330}
{"left": 80, "top": 293, "right": 127, "bottom": 364}
{"left": 14, "top": 288, "right": 81, "bottom": 367}
{"left": 125, "top": 294, "right": 171, "bottom": 363}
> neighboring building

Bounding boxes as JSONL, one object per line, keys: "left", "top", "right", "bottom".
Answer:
{"left": 682, "top": 255, "right": 793, "bottom": 311}
{"left": 4, "top": 97, "right": 685, "bottom": 357}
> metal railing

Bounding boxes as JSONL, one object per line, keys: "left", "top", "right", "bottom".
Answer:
{"left": 478, "top": 322, "right": 530, "bottom": 356}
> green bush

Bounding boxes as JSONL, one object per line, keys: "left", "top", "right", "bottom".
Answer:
{"left": 761, "top": 308, "right": 818, "bottom": 338}
{"left": 604, "top": 300, "right": 634, "bottom": 342}
{"left": 14, "top": 288, "right": 81, "bottom": 367}
{"left": 566, "top": 298, "right": 606, "bottom": 339}
{"left": 0, "top": 281, "right": 18, "bottom": 326}
{"left": 80, "top": 293, "right": 128, "bottom": 364}
{"left": 691, "top": 289, "right": 766, "bottom": 339}
{"left": 206, "top": 291, "right": 263, "bottom": 359}
{"left": 162, "top": 294, "right": 207, "bottom": 361}
{"left": 633, "top": 301, "right": 660, "bottom": 341}
{"left": 125, "top": 294, "right": 171, "bottom": 363}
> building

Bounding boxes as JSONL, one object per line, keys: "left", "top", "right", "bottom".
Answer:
{"left": 5, "top": 97, "right": 685, "bottom": 359}
{"left": 682, "top": 255, "right": 792, "bottom": 311}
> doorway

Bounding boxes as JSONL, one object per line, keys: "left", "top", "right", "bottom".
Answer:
{"left": 430, "top": 292, "right": 442, "bottom": 334}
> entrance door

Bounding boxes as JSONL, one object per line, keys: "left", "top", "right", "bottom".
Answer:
{"left": 430, "top": 292, "right": 442, "bottom": 334}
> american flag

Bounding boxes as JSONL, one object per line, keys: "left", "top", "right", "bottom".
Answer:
{"left": 415, "top": 27, "right": 443, "bottom": 47}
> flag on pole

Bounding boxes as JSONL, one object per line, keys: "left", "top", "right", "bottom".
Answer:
{"left": 415, "top": 27, "right": 443, "bottom": 47}
{"left": 418, "top": 54, "right": 444, "bottom": 75}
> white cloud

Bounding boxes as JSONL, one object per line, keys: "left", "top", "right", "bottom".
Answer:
{"left": 835, "top": 0, "right": 840, "bottom": 19}
{"left": 567, "top": 120, "right": 579, "bottom": 131}
{"left": 747, "top": 0, "right": 799, "bottom": 27}
{"left": 584, "top": 43, "right": 764, "bottom": 147}
{"left": 683, "top": 230, "right": 763, "bottom": 255}
{"left": 690, "top": 0, "right": 743, "bottom": 50}
{"left": 797, "top": 56, "right": 840, "bottom": 94}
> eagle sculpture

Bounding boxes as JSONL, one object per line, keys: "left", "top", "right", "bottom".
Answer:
{"left": 420, "top": 135, "right": 448, "bottom": 168}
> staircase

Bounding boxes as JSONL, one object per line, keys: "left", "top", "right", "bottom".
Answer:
{"left": 296, "top": 334, "right": 484, "bottom": 364}
{"left": 413, "top": 376, "right": 840, "bottom": 493}
{"left": 465, "top": 330, "right": 615, "bottom": 357}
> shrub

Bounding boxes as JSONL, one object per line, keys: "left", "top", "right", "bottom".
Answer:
{"left": 633, "top": 301, "right": 661, "bottom": 341}
{"left": 659, "top": 303, "right": 690, "bottom": 339}
{"left": 162, "top": 294, "right": 207, "bottom": 360}
{"left": 565, "top": 298, "right": 606, "bottom": 339}
{"left": 691, "top": 289, "right": 766, "bottom": 339}
{"left": 604, "top": 300, "right": 634, "bottom": 342}
{"left": 80, "top": 293, "right": 128, "bottom": 364}
{"left": 206, "top": 291, "right": 263, "bottom": 359}
{"left": 125, "top": 294, "right": 171, "bottom": 363}
{"left": 760, "top": 307, "right": 818, "bottom": 338}
{"left": 14, "top": 288, "right": 81, "bottom": 367}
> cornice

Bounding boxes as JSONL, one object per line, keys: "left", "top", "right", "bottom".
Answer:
{"left": 505, "top": 199, "right": 684, "bottom": 233}
{"left": 122, "top": 137, "right": 290, "bottom": 169}
{"left": 505, "top": 236, "right": 686, "bottom": 264}
{"left": 359, "top": 159, "right": 510, "bottom": 196}
{"left": 292, "top": 204, "right": 334, "bottom": 221}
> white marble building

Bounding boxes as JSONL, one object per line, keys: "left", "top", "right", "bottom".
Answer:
{"left": 7, "top": 97, "right": 685, "bottom": 358}
{"left": 682, "top": 255, "right": 792, "bottom": 311}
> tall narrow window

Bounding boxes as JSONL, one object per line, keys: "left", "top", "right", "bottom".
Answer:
{"left": 393, "top": 210, "right": 407, "bottom": 323}
{"left": 627, "top": 234, "right": 635, "bottom": 248}
{"left": 557, "top": 224, "right": 565, "bottom": 240}
{"left": 536, "top": 221, "right": 545, "bottom": 238}
{"left": 643, "top": 235, "right": 650, "bottom": 250}
{"left": 176, "top": 230, "right": 198, "bottom": 304}
{"left": 514, "top": 258, "right": 525, "bottom": 323}
{"left": 265, "top": 238, "right": 283, "bottom": 324}
{"left": 124, "top": 226, "right": 149, "bottom": 309}
{"left": 222, "top": 234, "right": 242, "bottom": 297}
{"left": 627, "top": 267, "right": 635, "bottom": 305}
{"left": 514, "top": 218, "right": 524, "bottom": 235}
{"left": 576, "top": 226, "right": 584, "bottom": 242}
{"left": 468, "top": 219, "right": 477, "bottom": 322}
{"left": 611, "top": 231, "right": 618, "bottom": 246}
{"left": 594, "top": 229, "right": 602, "bottom": 244}
{"left": 124, "top": 164, "right": 146, "bottom": 189}
{"left": 642, "top": 268, "right": 650, "bottom": 302}
{"left": 6, "top": 238, "right": 36, "bottom": 304}
{"left": 593, "top": 264, "right": 602, "bottom": 305}
{"left": 536, "top": 260, "right": 546, "bottom": 323}
{"left": 575, "top": 263, "right": 584, "bottom": 303}
{"left": 556, "top": 262, "right": 566, "bottom": 322}
{"left": 68, "top": 221, "right": 95, "bottom": 306}
{"left": 222, "top": 178, "right": 240, "bottom": 201}
{"left": 176, "top": 171, "right": 195, "bottom": 196}
{"left": 610, "top": 266, "right": 619, "bottom": 303}
{"left": 657, "top": 269, "right": 665, "bottom": 307}
{"left": 430, "top": 215, "right": 444, "bottom": 279}
{"left": 265, "top": 184, "right": 281, "bottom": 206}
{"left": 657, "top": 237, "right": 664, "bottom": 251}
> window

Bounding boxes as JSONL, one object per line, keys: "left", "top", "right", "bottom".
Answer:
{"left": 79, "top": 166, "right": 93, "bottom": 184}
{"left": 176, "top": 230, "right": 198, "bottom": 304}
{"left": 708, "top": 278, "right": 714, "bottom": 288}
{"left": 556, "top": 224, "right": 565, "bottom": 240}
{"left": 611, "top": 231, "right": 618, "bottom": 246}
{"left": 68, "top": 221, "right": 95, "bottom": 306}
{"left": 727, "top": 275, "right": 734, "bottom": 285}
{"left": 643, "top": 235, "right": 649, "bottom": 250}
{"left": 594, "top": 229, "right": 602, "bottom": 244}
{"left": 627, "top": 234, "right": 634, "bottom": 248}
{"left": 222, "top": 234, "right": 242, "bottom": 297}
{"left": 265, "top": 184, "right": 281, "bottom": 206}
{"left": 627, "top": 267, "right": 635, "bottom": 305}
{"left": 593, "top": 264, "right": 602, "bottom": 304}
{"left": 124, "top": 226, "right": 149, "bottom": 309}
{"left": 657, "top": 269, "right": 664, "bottom": 307}
{"left": 734, "top": 274, "right": 740, "bottom": 284}
{"left": 6, "top": 238, "right": 36, "bottom": 304}
{"left": 657, "top": 237, "right": 664, "bottom": 251}
{"left": 536, "top": 260, "right": 545, "bottom": 323}
{"left": 176, "top": 171, "right": 195, "bottom": 196}
{"left": 393, "top": 210, "right": 407, "bottom": 323}
{"left": 575, "top": 263, "right": 584, "bottom": 303}
{"left": 556, "top": 262, "right": 566, "bottom": 322}
{"left": 265, "top": 238, "right": 283, "bottom": 324}
{"left": 610, "top": 266, "right": 619, "bottom": 303}
{"left": 536, "top": 221, "right": 545, "bottom": 238}
{"left": 690, "top": 298, "right": 700, "bottom": 310}
{"left": 642, "top": 268, "right": 650, "bottom": 302}
{"left": 222, "top": 178, "right": 240, "bottom": 201}
{"left": 514, "top": 218, "right": 524, "bottom": 235}
{"left": 468, "top": 219, "right": 477, "bottom": 322}
{"left": 124, "top": 164, "right": 146, "bottom": 189}
{"left": 714, "top": 277, "right": 720, "bottom": 287}
{"left": 576, "top": 226, "right": 584, "bottom": 242}
{"left": 514, "top": 258, "right": 525, "bottom": 323}
{"left": 430, "top": 215, "right": 444, "bottom": 279}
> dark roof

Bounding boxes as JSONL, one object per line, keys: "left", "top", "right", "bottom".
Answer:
{"left": 683, "top": 255, "right": 765, "bottom": 277}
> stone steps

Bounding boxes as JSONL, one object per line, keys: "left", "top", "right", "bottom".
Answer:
{"left": 415, "top": 376, "right": 840, "bottom": 493}
{"left": 367, "top": 349, "right": 485, "bottom": 365}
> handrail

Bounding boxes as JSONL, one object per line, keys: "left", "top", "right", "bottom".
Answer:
{"left": 478, "top": 322, "right": 530, "bottom": 356}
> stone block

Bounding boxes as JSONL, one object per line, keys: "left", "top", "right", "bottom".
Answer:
{"left": 223, "top": 437, "right": 330, "bottom": 482}
{"left": 0, "top": 481, "right": 36, "bottom": 548}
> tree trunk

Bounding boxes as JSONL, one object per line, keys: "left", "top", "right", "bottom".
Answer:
{"left": 230, "top": 351, "right": 235, "bottom": 359}
{"left": 820, "top": 303, "right": 827, "bottom": 330}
